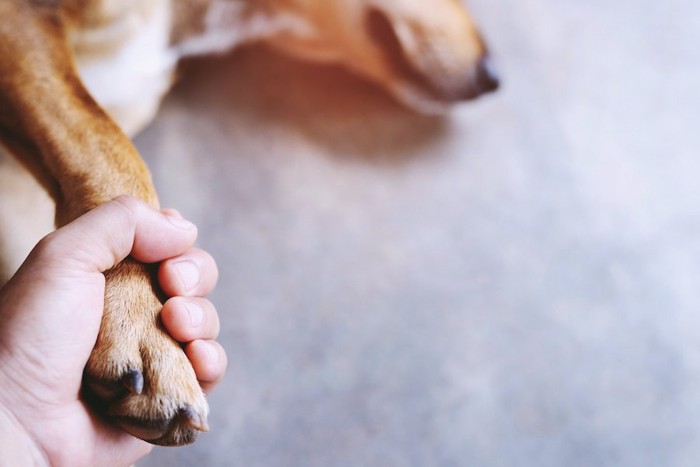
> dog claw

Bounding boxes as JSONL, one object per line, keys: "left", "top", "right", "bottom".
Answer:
{"left": 181, "top": 405, "right": 209, "bottom": 432}
{"left": 122, "top": 369, "right": 144, "bottom": 395}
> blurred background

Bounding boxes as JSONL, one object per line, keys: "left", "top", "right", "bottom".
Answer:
{"left": 137, "top": 0, "right": 700, "bottom": 465}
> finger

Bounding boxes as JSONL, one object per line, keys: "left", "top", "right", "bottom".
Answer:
{"left": 127, "top": 199, "right": 198, "bottom": 264}
{"left": 184, "top": 340, "right": 227, "bottom": 394}
{"left": 158, "top": 248, "right": 218, "bottom": 297}
{"left": 30, "top": 196, "right": 197, "bottom": 274}
{"left": 160, "top": 208, "right": 184, "bottom": 219}
{"left": 160, "top": 297, "right": 220, "bottom": 342}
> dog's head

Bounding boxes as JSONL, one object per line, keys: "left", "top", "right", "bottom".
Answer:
{"left": 261, "top": 0, "right": 499, "bottom": 112}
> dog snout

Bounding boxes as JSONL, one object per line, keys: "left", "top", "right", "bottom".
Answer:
{"left": 364, "top": 6, "right": 499, "bottom": 107}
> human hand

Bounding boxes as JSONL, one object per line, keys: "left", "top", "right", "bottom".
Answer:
{"left": 0, "top": 196, "right": 227, "bottom": 467}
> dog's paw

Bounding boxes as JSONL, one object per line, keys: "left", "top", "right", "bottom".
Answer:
{"left": 83, "top": 258, "right": 208, "bottom": 446}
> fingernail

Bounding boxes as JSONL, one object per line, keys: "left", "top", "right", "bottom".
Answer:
{"left": 185, "top": 301, "right": 204, "bottom": 327}
{"left": 202, "top": 341, "right": 219, "bottom": 365}
{"left": 174, "top": 260, "right": 200, "bottom": 292}
{"left": 165, "top": 212, "right": 195, "bottom": 230}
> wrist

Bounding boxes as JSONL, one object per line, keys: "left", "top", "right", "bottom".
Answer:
{"left": 0, "top": 401, "right": 48, "bottom": 466}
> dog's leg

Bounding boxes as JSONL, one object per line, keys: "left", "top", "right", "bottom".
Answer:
{"left": 0, "top": 1, "right": 207, "bottom": 445}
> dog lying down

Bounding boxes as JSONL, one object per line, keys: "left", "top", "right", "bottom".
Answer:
{"left": 0, "top": 0, "right": 498, "bottom": 446}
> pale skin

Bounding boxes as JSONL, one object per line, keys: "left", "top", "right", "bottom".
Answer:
{"left": 0, "top": 196, "right": 227, "bottom": 467}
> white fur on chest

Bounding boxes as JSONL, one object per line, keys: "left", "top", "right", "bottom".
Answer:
{"left": 72, "top": 0, "right": 177, "bottom": 136}
{"left": 174, "top": 2, "right": 309, "bottom": 58}
{"left": 71, "top": 0, "right": 307, "bottom": 136}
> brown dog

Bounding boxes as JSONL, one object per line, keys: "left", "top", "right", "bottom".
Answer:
{"left": 0, "top": 0, "right": 497, "bottom": 446}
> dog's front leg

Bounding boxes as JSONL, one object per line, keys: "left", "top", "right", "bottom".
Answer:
{"left": 0, "top": 1, "right": 208, "bottom": 445}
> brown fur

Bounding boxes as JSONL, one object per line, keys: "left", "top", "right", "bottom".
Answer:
{"left": 0, "top": 0, "right": 496, "bottom": 446}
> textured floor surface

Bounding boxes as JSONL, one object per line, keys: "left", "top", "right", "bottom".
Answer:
{"left": 137, "top": 0, "right": 700, "bottom": 465}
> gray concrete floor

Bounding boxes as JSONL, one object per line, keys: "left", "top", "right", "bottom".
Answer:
{"left": 136, "top": 0, "right": 700, "bottom": 465}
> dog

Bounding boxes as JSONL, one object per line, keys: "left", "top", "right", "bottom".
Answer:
{"left": 0, "top": 0, "right": 498, "bottom": 446}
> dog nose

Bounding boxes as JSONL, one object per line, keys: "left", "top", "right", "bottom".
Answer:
{"left": 473, "top": 55, "right": 500, "bottom": 95}
{"left": 454, "top": 55, "right": 500, "bottom": 101}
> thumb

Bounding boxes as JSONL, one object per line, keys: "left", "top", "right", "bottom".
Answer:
{"left": 35, "top": 195, "right": 198, "bottom": 273}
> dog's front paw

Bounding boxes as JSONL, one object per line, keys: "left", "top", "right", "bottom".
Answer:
{"left": 83, "top": 258, "right": 209, "bottom": 446}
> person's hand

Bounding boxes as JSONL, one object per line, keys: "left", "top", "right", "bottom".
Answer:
{"left": 0, "top": 196, "right": 227, "bottom": 467}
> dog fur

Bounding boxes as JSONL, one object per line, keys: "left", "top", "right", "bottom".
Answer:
{"left": 0, "top": 0, "right": 497, "bottom": 446}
